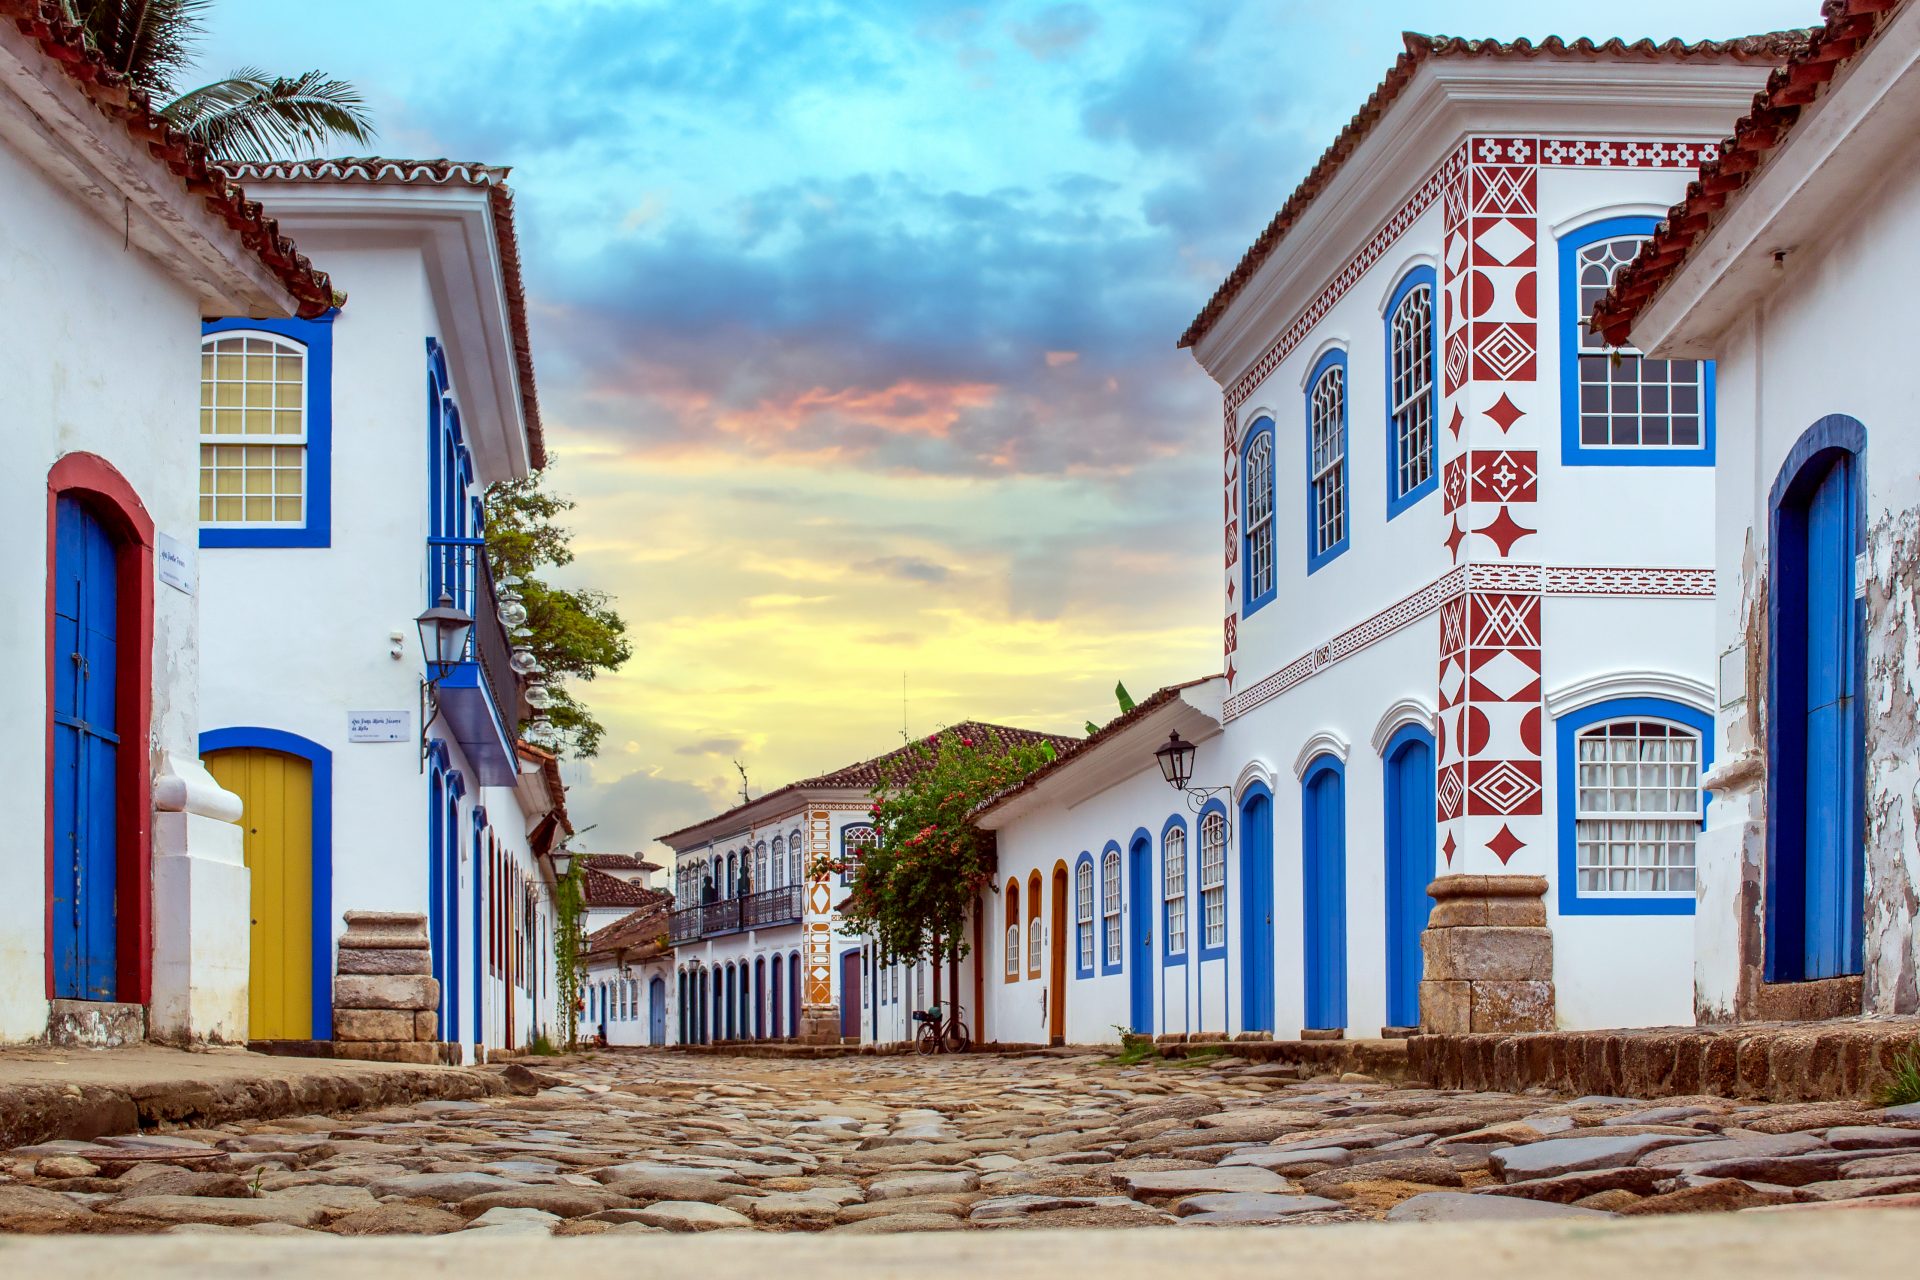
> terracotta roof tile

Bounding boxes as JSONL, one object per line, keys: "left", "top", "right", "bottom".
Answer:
{"left": 580, "top": 852, "right": 661, "bottom": 873}
{"left": 655, "top": 721, "right": 1082, "bottom": 846}
{"left": 582, "top": 867, "right": 671, "bottom": 909}
{"left": 1178, "top": 29, "right": 1812, "bottom": 351}
{"left": 1591, "top": 0, "right": 1895, "bottom": 345}
{"left": 585, "top": 903, "right": 671, "bottom": 962}
{"left": 2, "top": 0, "right": 334, "bottom": 316}
{"left": 219, "top": 158, "right": 546, "bottom": 468}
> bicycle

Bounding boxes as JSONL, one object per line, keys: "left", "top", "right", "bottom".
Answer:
{"left": 912, "top": 1001, "right": 971, "bottom": 1055}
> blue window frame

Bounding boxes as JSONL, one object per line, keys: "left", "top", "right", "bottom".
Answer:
{"left": 199, "top": 313, "right": 335, "bottom": 548}
{"left": 1299, "top": 759, "right": 1346, "bottom": 1030}
{"left": 1555, "top": 696, "right": 1712, "bottom": 916}
{"left": 1304, "top": 348, "right": 1350, "bottom": 572}
{"left": 1099, "top": 841, "right": 1124, "bottom": 976}
{"left": 1161, "top": 814, "right": 1189, "bottom": 966}
{"left": 1384, "top": 267, "right": 1439, "bottom": 517}
{"left": 1073, "top": 851, "right": 1096, "bottom": 979}
{"left": 1241, "top": 417, "right": 1277, "bottom": 616}
{"left": 1559, "top": 216, "right": 1715, "bottom": 466}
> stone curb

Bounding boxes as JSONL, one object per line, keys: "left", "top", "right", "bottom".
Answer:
{"left": 0, "top": 1062, "right": 506, "bottom": 1149}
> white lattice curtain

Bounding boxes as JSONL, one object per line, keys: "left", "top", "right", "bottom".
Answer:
{"left": 1310, "top": 366, "right": 1346, "bottom": 555}
{"left": 1574, "top": 719, "right": 1701, "bottom": 894}
{"left": 200, "top": 332, "right": 307, "bottom": 524}
{"left": 1390, "top": 285, "right": 1435, "bottom": 498}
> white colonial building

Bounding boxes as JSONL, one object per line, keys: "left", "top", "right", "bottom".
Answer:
{"left": 195, "top": 159, "right": 567, "bottom": 1060}
{"left": 579, "top": 894, "right": 674, "bottom": 1048}
{"left": 1593, "top": 0, "right": 1920, "bottom": 1021}
{"left": 665, "top": 723, "right": 1071, "bottom": 1045}
{"left": 974, "top": 31, "right": 1802, "bottom": 1045}
{"left": 0, "top": 8, "right": 333, "bottom": 1046}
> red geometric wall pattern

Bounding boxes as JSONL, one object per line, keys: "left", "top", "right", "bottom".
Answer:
{"left": 1439, "top": 136, "right": 1544, "bottom": 868}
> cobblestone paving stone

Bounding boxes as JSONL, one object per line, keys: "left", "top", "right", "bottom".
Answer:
{"left": 3, "top": 1050, "right": 1919, "bottom": 1237}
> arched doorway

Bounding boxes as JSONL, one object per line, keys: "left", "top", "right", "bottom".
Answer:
{"left": 1128, "top": 832, "right": 1154, "bottom": 1035}
{"left": 649, "top": 976, "right": 666, "bottom": 1045}
{"left": 1768, "top": 416, "right": 1867, "bottom": 982}
{"left": 1238, "top": 784, "right": 1275, "bottom": 1033}
{"left": 1383, "top": 725, "right": 1436, "bottom": 1030}
{"left": 839, "top": 948, "right": 862, "bottom": 1039}
{"left": 1048, "top": 861, "right": 1069, "bottom": 1045}
{"left": 789, "top": 950, "right": 801, "bottom": 1038}
{"left": 1301, "top": 756, "right": 1348, "bottom": 1031}
{"left": 205, "top": 735, "right": 329, "bottom": 1040}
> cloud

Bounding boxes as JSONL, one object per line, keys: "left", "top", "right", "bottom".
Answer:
{"left": 673, "top": 736, "right": 752, "bottom": 758}
{"left": 1009, "top": 4, "right": 1099, "bottom": 60}
{"left": 856, "top": 555, "right": 953, "bottom": 584}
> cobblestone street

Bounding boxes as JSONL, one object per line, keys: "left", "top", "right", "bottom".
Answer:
{"left": 3, "top": 1048, "right": 1920, "bottom": 1236}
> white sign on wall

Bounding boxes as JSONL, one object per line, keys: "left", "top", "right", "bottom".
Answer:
{"left": 156, "top": 531, "right": 194, "bottom": 595}
{"left": 348, "top": 711, "right": 411, "bottom": 743}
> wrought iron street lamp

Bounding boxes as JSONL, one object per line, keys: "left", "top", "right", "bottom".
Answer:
{"left": 1153, "top": 729, "right": 1234, "bottom": 830}
{"left": 416, "top": 591, "right": 473, "bottom": 768}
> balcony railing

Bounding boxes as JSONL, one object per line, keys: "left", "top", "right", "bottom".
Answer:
{"left": 667, "top": 885, "right": 805, "bottom": 946}
{"left": 744, "top": 884, "right": 802, "bottom": 928}
{"left": 427, "top": 535, "right": 522, "bottom": 783}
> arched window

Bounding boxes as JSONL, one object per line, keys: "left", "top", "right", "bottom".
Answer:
{"left": 1386, "top": 269, "right": 1437, "bottom": 515}
{"left": 1561, "top": 217, "right": 1711, "bottom": 464}
{"left": 1163, "top": 825, "right": 1188, "bottom": 959}
{"left": 1074, "top": 856, "right": 1095, "bottom": 978}
{"left": 200, "top": 331, "right": 308, "bottom": 525}
{"left": 755, "top": 840, "right": 769, "bottom": 891}
{"left": 1101, "top": 848, "right": 1123, "bottom": 971}
{"left": 1027, "top": 871, "right": 1042, "bottom": 977}
{"left": 770, "top": 835, "right": 785, "bottom": 888}
{"left": 1572, "top": 718, "right": 1702, "bottom": 897}
{"left": 1242, "top": 419, "right": 1277, "bottom": 614}
{"left": 788, "top": 827, "right": 804, "bottom": 883}
{"left": 1306, "top": 350, "right": 1349, "bottom": 570}
{"left": 1004, "top": 880, "right": 1021, "bottom": 982}
{"left": 1200, "top": 810, "right": 1227, "bottom": 950}
{"left": 841, "top": 824, "right": 878, "bottom": 885}
{"left": 726, "top": 852, "right": 737, "bottom": 897}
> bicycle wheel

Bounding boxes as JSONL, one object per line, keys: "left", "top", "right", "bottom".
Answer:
{"left": 947, "top": 1020, "right": 971, "bottom": 1054}
{"left": 916, "top": 1023, "right": 939, "bottom": 1056}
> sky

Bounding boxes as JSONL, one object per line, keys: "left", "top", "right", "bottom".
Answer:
{"left": 191, "top": 0, "right": 1815, "bottom": 858}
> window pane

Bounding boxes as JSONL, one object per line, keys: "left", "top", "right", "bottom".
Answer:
{"left": 1573, "top": 719, "right": 1701, "bottom": 896}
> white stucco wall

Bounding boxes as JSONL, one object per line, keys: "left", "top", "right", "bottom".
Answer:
{"left": 197, "top": 240, "right": 556, "bottom": 1058}
{"left": 0, "top": 135, "right": 248, "bottom": 1042}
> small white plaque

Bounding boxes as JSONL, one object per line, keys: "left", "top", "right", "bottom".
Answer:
{"left": 156, "top": 531, "right": 194, "bottom": 595}
{"left": 1719, "top": 645, "right": 1747, "bottom": 709}
{"left": 348, "top": 710, "right": 411, "bottom": 743}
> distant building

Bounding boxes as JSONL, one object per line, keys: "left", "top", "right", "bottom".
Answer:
{"left": 579, "top": 899, "right": 674, "bottom": 1048}
{"left": 976, "top": 31, "right": 1801, "bottom": 1044}
{"left": 0, "top": 6, "right": 331, "bottom": 1045}
{"left": 195, "top": 159, "right": 566, "bottom": 1060}
{"left": 662, "top": 723, "right": 1074, "bottom": 1046}
{"left": 1592, "top": 0, "right": 1920, "bottom": 1020}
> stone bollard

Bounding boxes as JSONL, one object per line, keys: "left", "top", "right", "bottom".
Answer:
{"left": 332, "top": 911, "right": 443, "bottom": 1062}
{"left": 1418, "top": 875, "right": 1554, "bottom": 1033}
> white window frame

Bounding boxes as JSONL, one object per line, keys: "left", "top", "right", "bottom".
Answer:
{"left": 788, "top": 828, "right": 804, "bottom": 884}
{"left": 1244, "top": 429, "right": 1275, "bottom": 602}
{"left": 1075, "top": 860, "right": 1094, "bottom": 973}
{"left": 770, "top": 835, "right": 785, "bottom": 888}
{"left": 199, "top": 330, "right": 309, "bottom": 527}
{"left": 1005, "top": 919, "right": 1019, "bottom": 980}
{"left": 1200, "top": 812, "right": 1227, "bottom": 949}
{"left": 1574, "top": 717, "right": 1702, "bottom": 897}
{"left": 1309, "top": 366, "right": 1347, "bottom": 557}
{"left": 1102, "top": 850, "right": 1122, "bottom": 968}
{"left": 1028, "top": 903, "right": 1042, "bottom": 974}
{"left": 1163, "top": 827, "right": 1187, "bottom": 957}
{"left": 1389, "top": 284, "right": 1435, "bottom": 499}
{"left": 1574, "top": 234, "right": 1707, "bottom": 452}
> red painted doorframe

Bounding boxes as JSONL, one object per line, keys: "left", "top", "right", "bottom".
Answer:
{"left": 46, "top": 453, "right": 155, "bottom": 1007}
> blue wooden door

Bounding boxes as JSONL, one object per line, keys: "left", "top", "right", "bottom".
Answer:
{"left": 1302, "top": 761, "right": 1348, "bottom": 1030}
{"left": 52, "top": 497, "right": 120, "bottom": 1001}
{"left": 1238, "top": 789, "right": 1275, "bottom": 1033}
{"left": 1128, "top": 835, "right": 1154, "bottom": 1035}
{"left": 649, "top": 976, "right": 666, "bottom": 1045}
{"left": 1384, "top": 732, "right": 1435, "bottom": 1028}
{"left": 1801, "top": 454, "right": 1862, "bottom": 978}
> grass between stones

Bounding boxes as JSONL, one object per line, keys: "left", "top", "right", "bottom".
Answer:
{"left": 1877, "top": 1047, "right": 1920, "bottom": 1107}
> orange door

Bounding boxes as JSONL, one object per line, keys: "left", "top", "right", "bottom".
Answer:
{"left": 1048, "top": 862, "right": 1068, "bottom": 1045}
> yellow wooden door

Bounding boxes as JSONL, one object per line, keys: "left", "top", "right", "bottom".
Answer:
{"left": 207, "top": 749, "right": 312, "bottom": 1040}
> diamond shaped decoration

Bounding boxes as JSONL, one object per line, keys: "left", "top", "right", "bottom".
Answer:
{"left": 1485, "top": 393, "right": 1524, "bottom": 432}
{"left": 1475, "top": 325, "right": 1533, "bottom": 380}
{"left": 1487, "top": 823, "right": 1525, "bottom": 864}
{"left": 1474, "top": 217, "right": 1532, "bottom": 266}
{"left": 1468, "top": 649, "right": 1539, "bottom": 702}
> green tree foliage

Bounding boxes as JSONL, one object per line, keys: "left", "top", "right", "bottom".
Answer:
{"left": 485, "top": 469, "right": 632, "bottom": 758}
{"left": 551, "top": 854, "right": 587, "bottom": 1051}
{"left": 1085, "top": 680, "right": 1135, "bottom": 735}
{"left": 826, "top": 728, "right": 1058, "bottom": 969}
{"left": 65, "top": 1, "right": 374, "bottom": 162}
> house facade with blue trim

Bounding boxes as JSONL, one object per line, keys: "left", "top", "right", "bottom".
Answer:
{"left": 195, "top": 161, "right": 568, "bottom": 1060}
{"left": 975, "top": 35, "right": 1792, "bottom": 1046}
{"left": 1595, "top": 1, "right": 1920, "bottom": 1021}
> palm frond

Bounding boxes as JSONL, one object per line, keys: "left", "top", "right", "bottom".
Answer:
{"left": 64, "top": 0, "right": 212, "bottom": 96}
{"left": 164, "top": 68, "right": 376, "bottom": 163}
